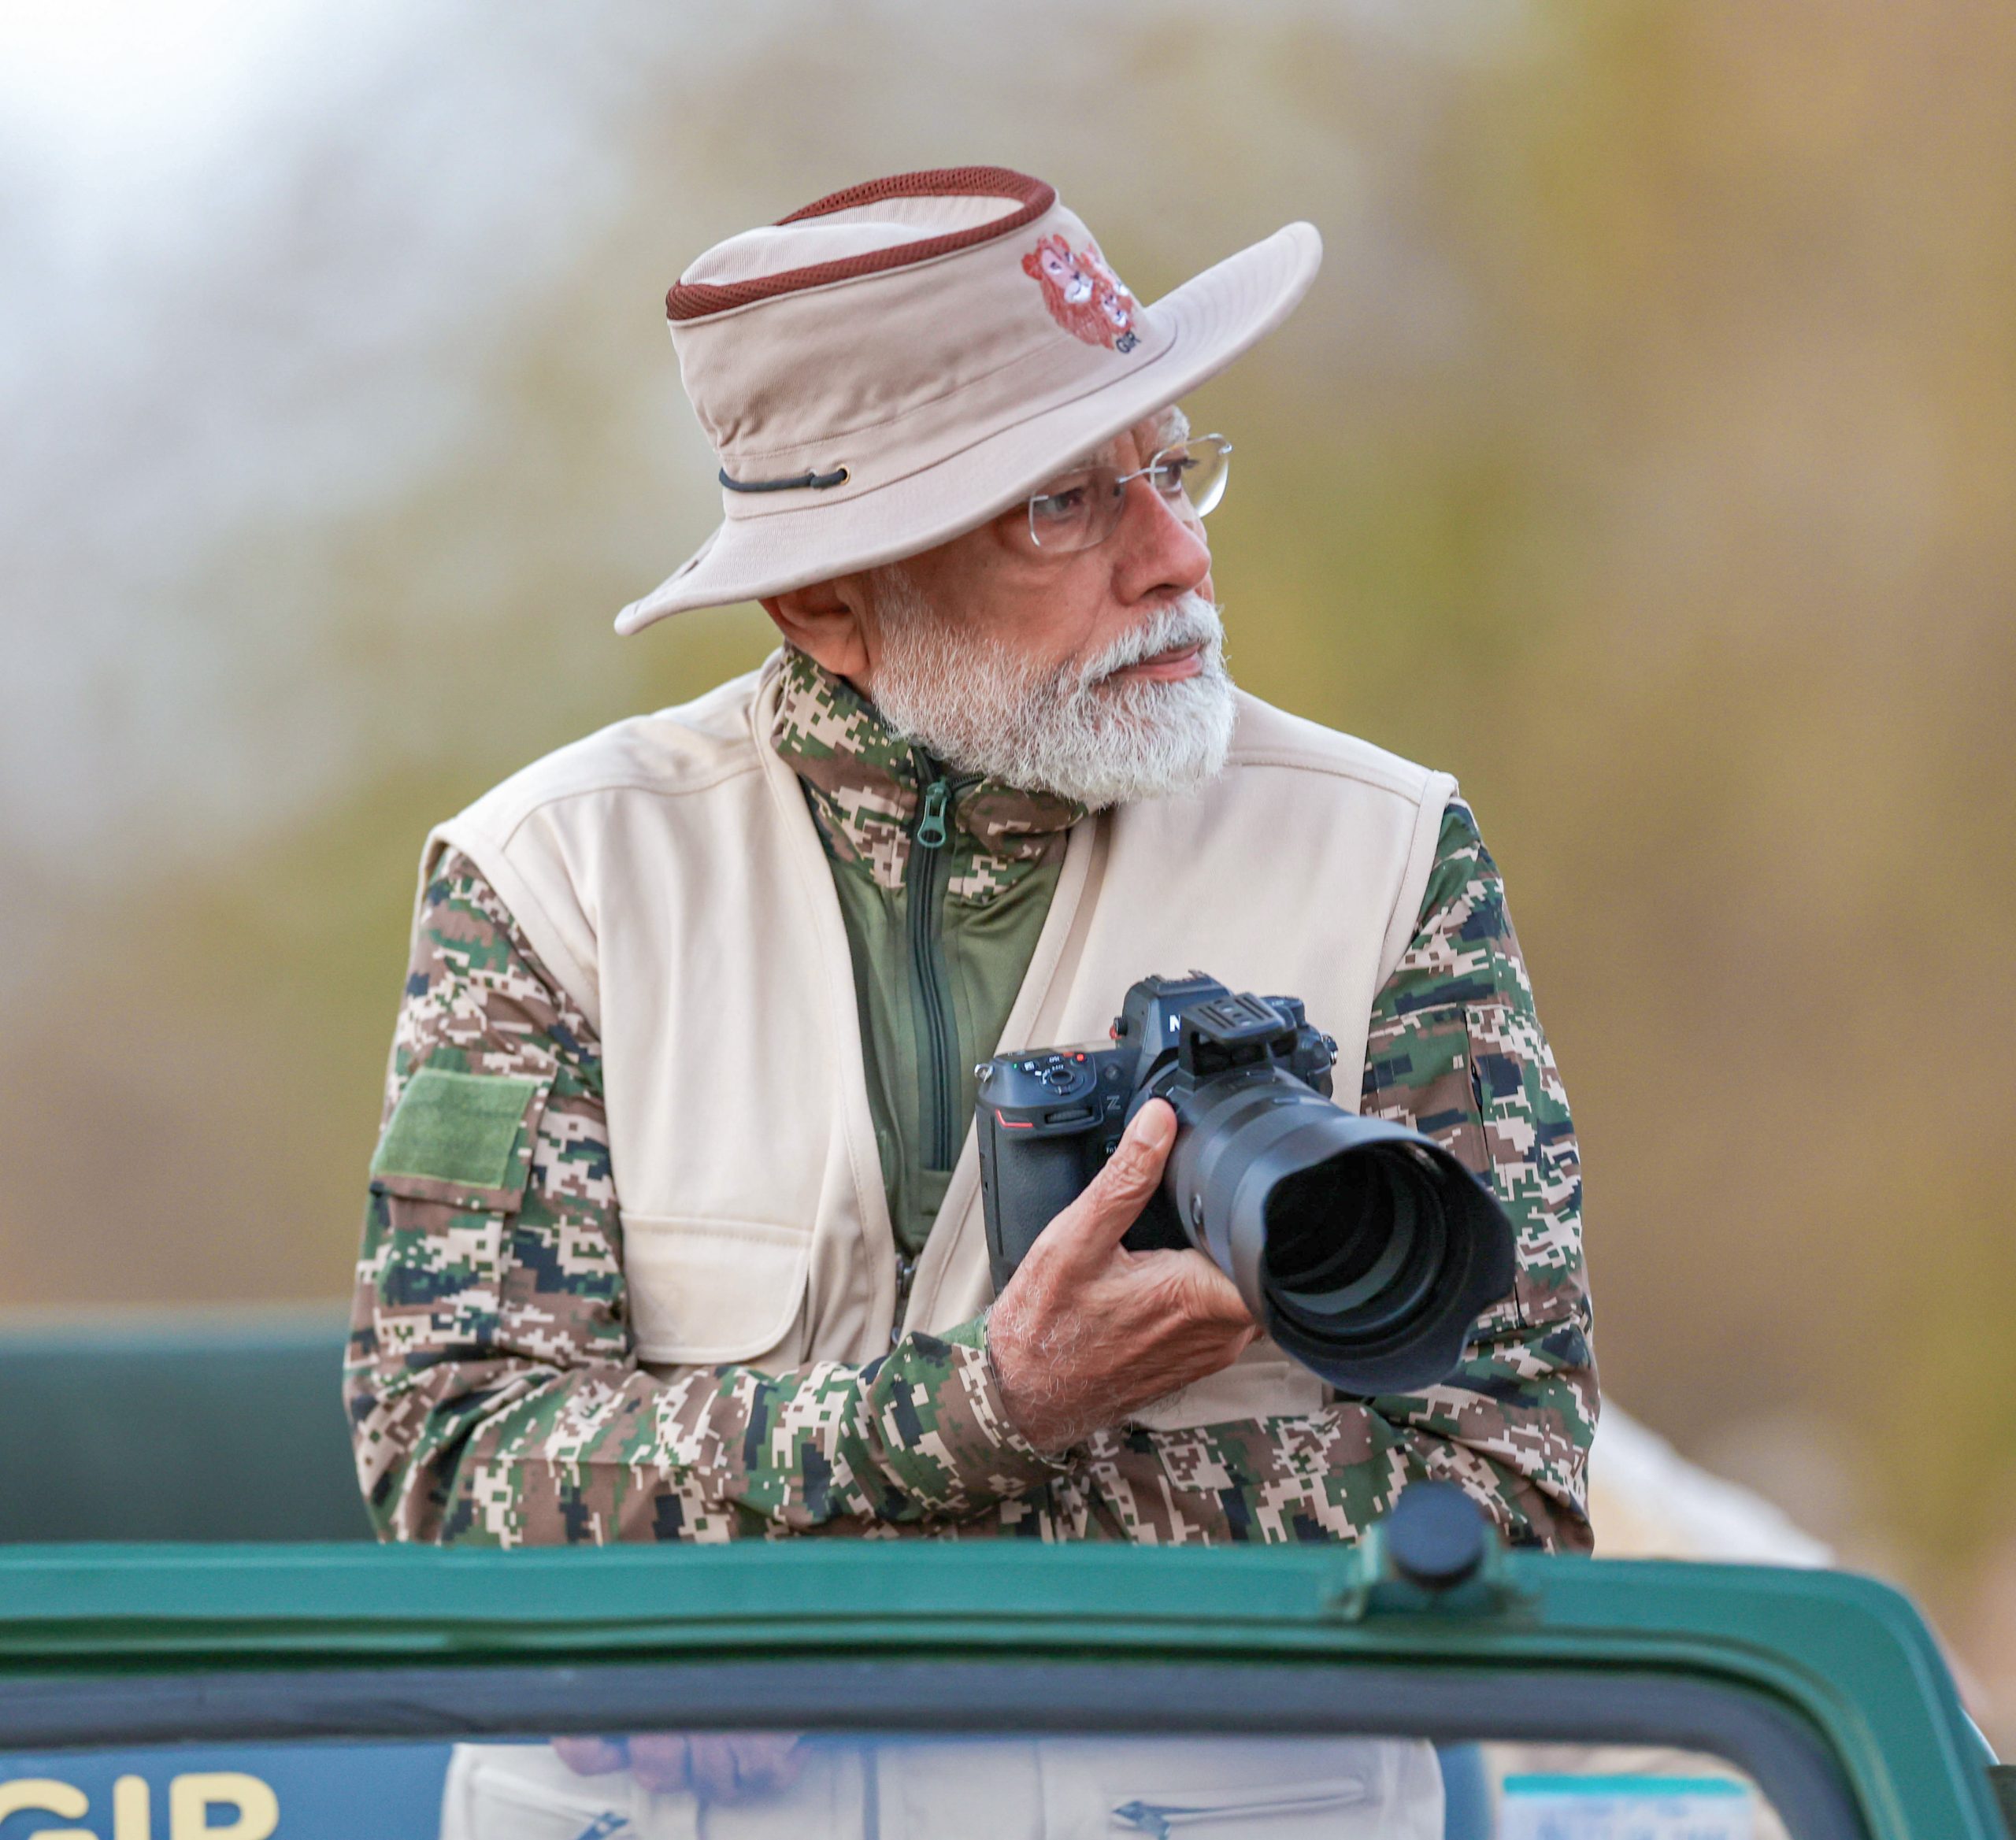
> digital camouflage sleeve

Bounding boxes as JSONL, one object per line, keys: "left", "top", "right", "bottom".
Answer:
{"left": 345, "top": 802, "right": 1595, "bottom": 1549}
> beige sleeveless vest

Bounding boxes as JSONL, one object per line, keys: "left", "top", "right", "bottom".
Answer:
{"left": 428, "top": 653, "right": 1455, "bottom": 1431}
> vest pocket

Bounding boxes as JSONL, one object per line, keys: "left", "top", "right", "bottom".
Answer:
{"left": 1125, "top": 1341, "right": 1328, "bottom": 1432}
{"left": 621, "top": 1216, "right": 813, "bottom": 1368}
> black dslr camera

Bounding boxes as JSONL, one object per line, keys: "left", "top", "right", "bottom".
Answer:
{"left": 975, "top": 972, "right": 1518, "bottom": 1395}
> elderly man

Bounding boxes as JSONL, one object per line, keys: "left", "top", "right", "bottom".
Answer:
{"left": 346, "top": 168, "right": 1594, "bottom": 1566}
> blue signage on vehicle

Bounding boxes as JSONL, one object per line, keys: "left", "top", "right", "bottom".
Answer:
{"left": 0, "top": 1742, "right": 457, "bottom": 1840}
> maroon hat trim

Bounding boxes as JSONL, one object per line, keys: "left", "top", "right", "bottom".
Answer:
{"left": 665, "top": 166, "right": 1055, "bottom": 323}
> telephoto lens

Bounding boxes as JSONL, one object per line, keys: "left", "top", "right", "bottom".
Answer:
{"left": 1159, "top": 1062, "right": 1516, "bottom": 1395}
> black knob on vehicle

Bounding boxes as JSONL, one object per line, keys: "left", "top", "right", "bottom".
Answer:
{"left": 1385, "top": 1481, "right": 1487, "bottom": 1590}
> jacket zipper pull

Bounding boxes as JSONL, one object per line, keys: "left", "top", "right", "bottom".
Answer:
{"left": 891, "top": 1250, "right": 917, "bottom": 1344}
{"left": 915, "top": 777, "right": 951, "bottom": 850}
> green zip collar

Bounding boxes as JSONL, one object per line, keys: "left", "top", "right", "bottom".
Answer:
{"left": 770, "top": 649, "right": 1083, "bottom": 903}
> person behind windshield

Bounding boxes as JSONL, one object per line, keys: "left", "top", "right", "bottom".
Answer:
{"left": 346, "top": 168, "right": 1594, "bottom": 1573}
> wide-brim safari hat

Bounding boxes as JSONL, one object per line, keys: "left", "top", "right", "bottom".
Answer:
{"left": 617, "top": 166, "right": 1321, "bottom": 634}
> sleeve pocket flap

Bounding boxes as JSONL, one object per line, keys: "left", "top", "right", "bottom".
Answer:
{"left": 369, "top": 1067, "right": 548, "bottom": 1212}
{"left": 621, "top": 1216, "right": 812, "bottom": 1366}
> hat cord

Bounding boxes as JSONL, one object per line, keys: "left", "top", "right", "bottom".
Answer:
{"left": 718, "top": 464, "right": 850, "bottom": 493}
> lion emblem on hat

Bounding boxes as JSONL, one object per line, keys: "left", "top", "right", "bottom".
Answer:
{"left": 1024, "top": 233, "right": 1140, "bottom": 354}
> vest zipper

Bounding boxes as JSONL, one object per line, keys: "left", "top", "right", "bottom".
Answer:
{"left": 907, "top": 754, "right": 958, "bottom": 1176}
{"left": 1111, "top": 1779, "right": 1371, "bottom": 1836}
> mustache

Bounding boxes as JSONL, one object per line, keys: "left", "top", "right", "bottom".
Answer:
{"left": 1073, "top": 594, "right": 1225, "bottom": 689}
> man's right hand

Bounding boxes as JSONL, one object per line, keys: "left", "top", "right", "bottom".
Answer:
{"left": 985, "top": 1098, "right": 1258, "bottom": 1453}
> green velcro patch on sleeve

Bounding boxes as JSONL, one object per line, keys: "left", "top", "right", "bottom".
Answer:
{"left": 372, "top": 1068, "right": 543, "bottom": 1192}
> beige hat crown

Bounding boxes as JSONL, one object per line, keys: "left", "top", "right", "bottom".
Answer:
{"left": 618, "top": 166, "right": 1321, "bottom": 633}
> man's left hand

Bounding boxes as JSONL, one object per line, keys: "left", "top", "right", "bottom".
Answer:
{"left": 552, "top": 1732, "right": 802, "bottom": 1801}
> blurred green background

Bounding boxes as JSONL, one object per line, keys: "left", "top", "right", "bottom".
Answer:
{"left": 2, "top": 0, "right": 2012, "bottom": 1723}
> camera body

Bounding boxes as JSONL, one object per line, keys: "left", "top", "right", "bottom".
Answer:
{"left": 976, "top": 972, "right": 1334, "bottom": 1287}
{"left": 975, "top": 970, "right": 1518, "bottom": 1397}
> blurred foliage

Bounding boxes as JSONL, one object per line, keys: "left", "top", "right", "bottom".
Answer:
{"left": 3, "top": 0, "right": 2013, "bottom": 1649}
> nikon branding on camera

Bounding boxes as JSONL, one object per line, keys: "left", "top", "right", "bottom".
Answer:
{"left": 975, "top": 972, "right": 1518, "bottom": 1396}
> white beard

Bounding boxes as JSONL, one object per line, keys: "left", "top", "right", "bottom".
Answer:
{"left": 862, "top": 572, "right": 1238, "bottom": 809}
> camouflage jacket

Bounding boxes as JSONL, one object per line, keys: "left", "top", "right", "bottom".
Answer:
{"left": 346, "top": 665, "right": 1597, "bottom": 1549}
{"left": 776, "top": 650, "right": 1082, "bottom": 1259}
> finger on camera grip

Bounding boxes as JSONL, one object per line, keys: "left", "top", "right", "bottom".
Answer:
{"left": 1069, "top": 1098, "right": 1176, "bottom": 1248}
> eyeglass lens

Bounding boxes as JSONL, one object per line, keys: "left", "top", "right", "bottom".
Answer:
{"left": 1026, "top": 434, "right": 1232, "bottom": 552}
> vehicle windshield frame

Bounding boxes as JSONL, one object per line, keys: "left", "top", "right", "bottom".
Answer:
{"left": 2, "top": 1657, "right": 1867, "bottom": 1838}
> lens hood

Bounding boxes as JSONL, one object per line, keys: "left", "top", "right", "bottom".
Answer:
{"left": 1162, "top": 1069, "right": 1517, "bottom": 1395}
